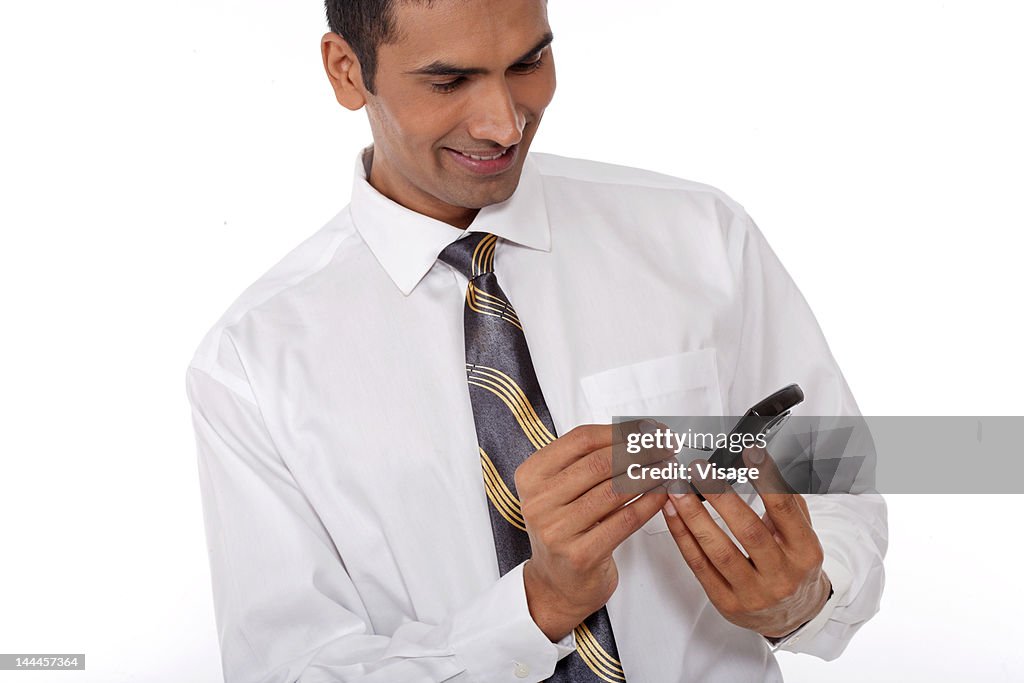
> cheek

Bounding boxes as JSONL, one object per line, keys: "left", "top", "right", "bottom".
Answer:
{"left": 520, "top": 70, "right": 557, "bottom": 113}
{"left": 372, "top": 95, "right": 428, "bottom": 145}
{"left": 385, "top": 91, "right": 462, "bottom": 144}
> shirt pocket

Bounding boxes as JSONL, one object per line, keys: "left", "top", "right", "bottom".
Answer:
{"left": 579, "top": 349, "right": 725, "bottom": 534}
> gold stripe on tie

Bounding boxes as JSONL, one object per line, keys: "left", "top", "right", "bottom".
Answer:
{"left": 468, "top": 374, "right": 550, "bottom": 451}
{"left": 479, "top": 448, "right": 527, "bottom": 531}
{"left": 577, "top": 626, "right": 622, "bottom": 679}
{"left": 466, "top": 283, "right": 524, "bottom": 331}
{"left": 472, "top": 366, "right": 556, "bottom": 447}
{"left": 575, "top": 624, "right": 626, "bottom": 681}
{"left": 578, "top": 623, "right": 624, "bottom": 668}
{"left": 469, "top": 284, "right": 522, "bottom": 324}
{"left": 471, "top": 233, "right": 498, "bottom": 276}
{"left": 467, "top": 365, "right": 556, "bottom": 449}
{"left": 481, "top": 237, "right": 497, "bottom": 274}
{"left": 480, "top": 467, "right": 524, "bottom": 528}
{"left": 481, "top": 472, "right": 527, "bottom": 532}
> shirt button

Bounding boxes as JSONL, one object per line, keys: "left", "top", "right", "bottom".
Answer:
{"left": 513, "top": 661, "right": 530, "bottom": 678}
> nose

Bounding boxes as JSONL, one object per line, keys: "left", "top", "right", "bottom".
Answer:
{"left": 466, "top": 78, "right": 526, "bottom": 148}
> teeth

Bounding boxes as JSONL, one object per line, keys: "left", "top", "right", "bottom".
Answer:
{"left": 464, "top": 150, "right": 506, "bottom": 161}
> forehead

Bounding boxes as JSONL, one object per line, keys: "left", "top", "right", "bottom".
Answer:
{"left": 386, "top": 0, "right": 551, "bottom": 67}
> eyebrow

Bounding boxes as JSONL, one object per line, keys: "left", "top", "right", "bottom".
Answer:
{"left": 405, "top": 32, "right": 554, "bottom": 77}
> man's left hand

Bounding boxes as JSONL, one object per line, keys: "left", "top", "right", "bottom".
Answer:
{"left": 661, "top": 446, "right": 832, "bottom": 639}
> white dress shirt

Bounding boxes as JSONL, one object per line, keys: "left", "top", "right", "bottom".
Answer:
{"left": 186, "top": 147, "right": 887, "bottom": 683}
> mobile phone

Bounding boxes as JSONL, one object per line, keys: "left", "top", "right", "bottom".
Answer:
{"left": 692, "top": 383, "right": 804, "bottom": 500}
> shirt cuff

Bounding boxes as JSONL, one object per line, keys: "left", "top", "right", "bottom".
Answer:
{"left": 554, "top": 629, "right": 577, "bottom": 661}
{"left": 767, "top": 553, "right": 854, "bottom": 652}
{"left": 450, "top": 561, "right": 571, "bottom": 682}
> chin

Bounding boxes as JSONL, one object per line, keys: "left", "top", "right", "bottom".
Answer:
{"left": 462, "top": 175, "right": 522, "bottom": 209}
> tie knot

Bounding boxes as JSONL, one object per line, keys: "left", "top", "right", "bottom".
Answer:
{"left": 438, "top": 232, "right": 498, "bottom": 280}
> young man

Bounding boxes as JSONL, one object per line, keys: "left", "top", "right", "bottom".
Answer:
{"left": 186, "top": 1, "right": 887, "bottom": 681}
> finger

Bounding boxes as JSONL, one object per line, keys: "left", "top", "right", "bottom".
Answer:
{"left": 563, "top": 463, "right": 670, "bottom": 533}
{"left": 742, "top": 446, "right": 799, "bottom": 493}
{"left": 762, "top": 512, "right": 781, "bottom": 542}
{"left": 687, "top": 461, "right": 786, "bottom": 577}
{"left": 566, "top": 436, "right": 675, "bottom": 491}
{"left": 581, "top": 487, "right": 669, "bottom": 557}
{"left": 531, "top": 420, "right": 656, "bottom": 478}
{"left": 667, "top": 491, "right": 759, "bottom": 591}
{"left": 609, "top": 419, "right": 677, "bottom": 478}
{"left": 793, "top": 491, "right": 811, "bottom": 521}
{"left": 546, "top": 426, "right": 676, "bottom": 507}
{"left": 529, "top": 424, "right": 615, "bottom": 478}
{"left": 611, "top": 418, "right": 664, "bottom": 446}
{"left": 660, "top": 499, "right": 733, "bottom": 602}
{"left": 743, "top": 447, "right": 815, "bottom": 547}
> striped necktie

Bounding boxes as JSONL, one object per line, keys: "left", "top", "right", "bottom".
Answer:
{"left": 438, "top": 232, "right": 627, "bottom": 683}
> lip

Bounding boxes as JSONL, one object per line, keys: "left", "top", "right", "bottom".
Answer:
{"left": 443, "top": 144, "right": 518, "bottom": 176}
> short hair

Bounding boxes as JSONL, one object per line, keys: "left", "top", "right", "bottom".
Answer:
{"left": 324, "top": 0, "right": 432, "bottom": 94}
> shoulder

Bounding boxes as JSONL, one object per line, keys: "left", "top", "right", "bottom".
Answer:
{"left": 529, "top": 152, "right": 758, "bottom": 252}
{"left": 187, "top": 207, "right": 360, "bottom": 385}
{"left": 530, "top": 152, "right": 749, "bottom": 216}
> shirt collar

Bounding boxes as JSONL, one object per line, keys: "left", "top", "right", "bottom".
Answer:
{"left": 349, "top": 145, "right": 551, "bottom": 296}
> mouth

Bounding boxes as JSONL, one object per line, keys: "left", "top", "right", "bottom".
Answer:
{"left": 443, "top": 144, "right": 519, "bottom": 176}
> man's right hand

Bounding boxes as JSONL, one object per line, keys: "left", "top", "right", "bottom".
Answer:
{"left": 516, "top": 420, "right": 671, "bottom": 641}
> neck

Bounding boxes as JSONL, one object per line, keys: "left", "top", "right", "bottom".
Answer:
{"left": 364, "top": 148, "right": 478, "bottom": 230}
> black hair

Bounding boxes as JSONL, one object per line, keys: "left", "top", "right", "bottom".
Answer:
{"left": 324, "top": 0, "right": 430, "bottom": 94}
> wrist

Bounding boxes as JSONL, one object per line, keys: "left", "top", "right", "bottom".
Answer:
{"left": 762, "top": 573, "right": 833, "bottom": 641}
{"left": 523, "top": 560, "right": 585, "bottom": 642}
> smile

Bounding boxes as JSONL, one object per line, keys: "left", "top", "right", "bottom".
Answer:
{"left": 444, "top": 144, "right": 519, "bottom": 175}
{"left": 453, "top": 148, "right": 511, "bottom": 161}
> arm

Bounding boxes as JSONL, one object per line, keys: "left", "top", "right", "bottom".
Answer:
{"left": 186, "top": 348, "right": 574, "bottom": 683}
{"left": 721, "top": 208, "right": 888, "bottom": 659}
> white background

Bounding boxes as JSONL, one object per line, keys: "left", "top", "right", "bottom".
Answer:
{"left": 1, "top": 1, "right": 1022, "bottom": 681}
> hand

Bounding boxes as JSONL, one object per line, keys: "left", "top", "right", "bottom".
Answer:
{"left": 517, "top": 421, "right": 671, "bottom": 641}
{"left": 661, "top": 446, "right": 832, "bottom": 639}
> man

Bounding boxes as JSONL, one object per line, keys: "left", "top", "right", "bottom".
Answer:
{"left": 185, "top": 1, "right": 887, "bottom": 681}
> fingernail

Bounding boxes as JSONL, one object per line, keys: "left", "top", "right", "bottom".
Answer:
{"left": 640, "top": 419, "right": 660, "bottom": 434}
{"left": 747, "top": 447, "right": 765, "bottom": 464}
{"left": 668, "top": 492, "right": 687, "bottom": 500}
{"left": 663, "top": 501, "right": 677, "bottom": 517}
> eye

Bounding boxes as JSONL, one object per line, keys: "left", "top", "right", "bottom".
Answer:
{"left": 509, "top": 55, "right": 545, "bottom": 74}
{"left": 431, "top": 77, "right": 465, "bottom": 94}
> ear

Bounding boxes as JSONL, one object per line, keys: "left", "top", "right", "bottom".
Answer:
{"left": 321, "top": 32, "right": 368, "bottom": 111}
